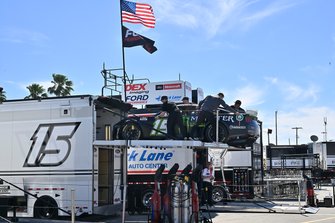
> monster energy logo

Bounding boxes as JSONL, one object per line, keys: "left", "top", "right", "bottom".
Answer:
{"left": 236, "top": 114, "right": 244, "bottom": 122}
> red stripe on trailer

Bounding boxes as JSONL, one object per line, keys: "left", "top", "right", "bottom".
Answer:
{"left": 27, "top": 187, "right": 65, "bottom": 191}
{"left": 128, "top": 170, "right": 192, "bottom": 174}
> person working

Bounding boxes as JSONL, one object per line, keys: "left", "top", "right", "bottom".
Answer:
{"left": 182, "top": 96, "right": 191, "bottom": 104}
{"left": 177, "top": 96, "right": 195, "bottom": 138}
{"left": 231, "top": 100, "right": 245, "bottom": 113}
{"left": 201, "top": 162, "right": 215, "bottom": 206}
{"left": 156, "top": 96, "right": 187, "bottom": 139}
{"left": 194, "top": 93, "right": 237, "bottom": 139}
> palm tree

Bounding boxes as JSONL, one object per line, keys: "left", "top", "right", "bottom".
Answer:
{"left": 48, "top": 74, "right": 74, "bottom": 97}
{"left": 0, "top": 87, "right": 6, "bottom": 103}
{"left": 25, "top": 83, "right": 48, "bottom": 99}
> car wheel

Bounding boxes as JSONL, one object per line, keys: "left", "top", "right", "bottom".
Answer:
{"left": 121, "top": 122, "right": 142, "bottom": 140}
{"left": 34, "top": 196, "right": 58, "bottom": 219}
{"left": 212, "top": 186, "right": 226, "bottom": 203}
{"left": 204, "top": 123, "right": 228, "bottom": 143}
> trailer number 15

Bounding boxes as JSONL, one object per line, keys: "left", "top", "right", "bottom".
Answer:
{"left": 23, "top": 122, "right": 81, "bottom": 167}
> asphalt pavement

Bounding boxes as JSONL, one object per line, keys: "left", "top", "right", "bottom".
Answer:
{"left": 9, "top": 204, "right": 335, "bottom": 223}
{"left": 5, "top": 186, "right": 335, "bottom": 223}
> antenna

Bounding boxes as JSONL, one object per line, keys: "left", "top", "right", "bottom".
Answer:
{"left": 323, "top": 117, "right": 327, "bottom": 142}
{"left": 292, "top": 127, "right": 302, "bottom": 145}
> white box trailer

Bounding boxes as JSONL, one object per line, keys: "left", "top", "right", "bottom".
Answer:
{"left": 93, "top": 140, "right": 230, "bottom": 214}
{"left": 208, "top": 147, "right": 254, "bottom": 199}
{"left": 94, "top": 140, "right": 207, "bottom": 213}
{"left": 0, "top": 95, "right": 130, "bottom": 218}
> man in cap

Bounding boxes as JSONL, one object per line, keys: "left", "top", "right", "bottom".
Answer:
{"left": 156, "top": 96, "right": 187, "bottom": 139}
{"left": 231, "top": 100, "right": 245, "bottom": 113}
{"left": 194, "top": 93, "right": 237, "bottom": 139}
{"left": 182, "top": 96, "right": 191, "bottom": 104}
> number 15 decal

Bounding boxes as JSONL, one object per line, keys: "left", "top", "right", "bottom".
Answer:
{"left": 23, "top": 122, "right": 81, "bottom": 167}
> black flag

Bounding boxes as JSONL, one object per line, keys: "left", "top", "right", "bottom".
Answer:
{"left": 122, "top": 26, "right": 157, "bottom": 54}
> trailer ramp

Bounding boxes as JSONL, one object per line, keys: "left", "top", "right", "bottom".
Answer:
{"left": 207, "top": 201, "right": 319, "bottom": 214}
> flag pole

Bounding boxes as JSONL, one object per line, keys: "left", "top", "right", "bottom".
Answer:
{"left": 119, "top": 0, "right": 127, "bottom": 102}
{"left": 119, "top": 2, "right": 127, "bottom": 223}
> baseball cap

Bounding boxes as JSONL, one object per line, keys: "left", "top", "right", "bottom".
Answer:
{"left": 161, "top": 96, "right": 168, "bottom": 101}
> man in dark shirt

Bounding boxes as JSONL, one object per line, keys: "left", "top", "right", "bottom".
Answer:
{"left": 157, "top": 96, "right": 186, "bottom": 139}
{"left": 194, "top": 93, "right": 236, "bottom": 139}
{"left": 230, "top": 100, "right": 245, "bottom": 113}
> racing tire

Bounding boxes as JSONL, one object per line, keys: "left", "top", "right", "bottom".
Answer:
{"left": 120, "top": 122, "right": 142, "bottom": 140}
{"left": 212, "top": 186, "right": 226, "bottom": 203}
{"left": 204, "top": 123, "right": 228, "bottom": 143}
{"left": 34, "top": 196, "right": 58, "bottom": 219}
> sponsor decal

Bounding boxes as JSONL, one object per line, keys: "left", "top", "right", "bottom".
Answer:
{"left": 24, "top": 122, "right": 80, "bottom": 167}
{"left": 128, "top": 150, "right": 173, "bottom": 162}
{"left": 163, "top": 83, "right": 182, "bottom": 90}
{"left": 155, "top": 83, "right": 182, "bottom": 90}
{"left": 126, "top": 94, "right": 149, "bottom": 104}
{"left": 127, "top": 148, "right": 192, "bottom": 173}
{"left": 128, "top": 149, "right": 173, "bottom": 172}
{"left": 155, "top": 84, "right": 163, "bottom": 90}
{"left": 271, "top": 159, "right": 313, "bottom": 168}
{"left": 236, "top": 114, "right": 244, "bottom": 122}
{"left": 150, "top": 119, "right": 167, "bottom": 136}
{"left": 155, "top": 95, "right": 182, "bottom": 102}
{"left": 129, "top": 163, "right": 168, "bottom": 169}
{"left": 245, "top": 116, "right": 252, "bottom": 123}
{"left": 126, "top": 83, "right": 149, "bottom": 95}
{"left": 221, "top": 115, "right": 234, "bottom": 122}
{"left": 229, "top": 125, "right": 246, "bottom": 129}
{"left": 126, "top": 83, "right": 148, "bottom": 91}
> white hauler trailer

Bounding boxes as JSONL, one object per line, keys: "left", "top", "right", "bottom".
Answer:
{"left": 92, "top": 139, "right": 229, "bottom": 214}
{"left": 209, "top": 146, "right": 254, "bottom": 199}
{"left": 0, "top": 95, "right": 131, "bottom": 218}
{"left": 313, "top": 142, "right": 335, "bottom": 170}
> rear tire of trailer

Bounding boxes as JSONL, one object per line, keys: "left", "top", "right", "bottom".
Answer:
{"left": 212, "top": 186, "right": 226, "bottom": 203}
{"left": 34, "top": 196, "right": 58, "bottom": 219}
{"left": 140, "top": 189, "right": 154, "bottom": 212}
{"left": 120, "top": 122, "right": 142, "bottom": 140}
{"left": 204, "top": 123, "right": 228, "bottom": 143}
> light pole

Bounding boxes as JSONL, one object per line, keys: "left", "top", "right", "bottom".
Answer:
{"left": 275, "top": 111, "right": 278, "bottom": 145}
{"left": 267, "top": 129, "right": 272, "bottom": 145}
{"left": 292, "top": 127, "right": 302, "bottom": 145}
{"left": 324, "top": 117, "right": 328, "bottom": 142}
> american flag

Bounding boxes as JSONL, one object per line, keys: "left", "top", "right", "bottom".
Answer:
{"left": 121, "top": 0, "right": 155, "bottom": 28}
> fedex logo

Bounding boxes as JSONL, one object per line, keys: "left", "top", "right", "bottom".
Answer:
{"left": 124, "top": 29, "right": 138, "bottom": 38}
{"left": 126, "top": 83, "right": 147, "bottom": 91}
{"left": 23, "top": 122, "right": 80, "bottom": 167}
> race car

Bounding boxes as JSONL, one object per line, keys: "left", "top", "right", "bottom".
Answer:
{"left": 112, "top": 104, "right": 260, "bottom": 147}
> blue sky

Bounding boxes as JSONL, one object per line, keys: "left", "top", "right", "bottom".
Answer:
{"left": 1, "top": 0, "right": 334, "bottom": 145}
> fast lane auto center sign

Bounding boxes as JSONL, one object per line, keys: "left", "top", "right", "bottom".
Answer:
{"left": 127, "top": 147, "right": 193, "bottom": 174}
